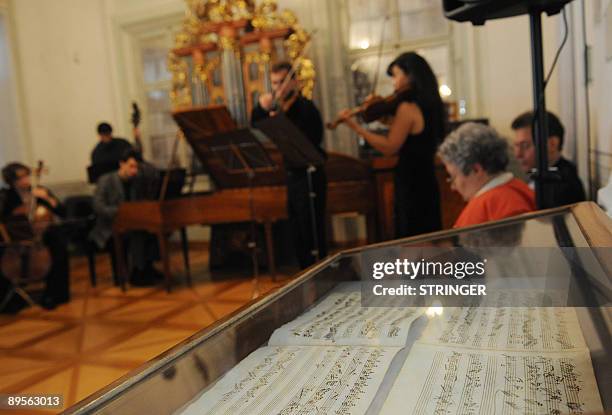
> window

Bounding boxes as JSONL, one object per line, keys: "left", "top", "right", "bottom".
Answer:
{"left": 139, "top": 34, "right": 176, "bottom": 168}
{"left": 345, "top": 0, "right": 453, "bottom": 106}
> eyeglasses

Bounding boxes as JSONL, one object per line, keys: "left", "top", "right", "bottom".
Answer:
{"left": 513, "top": 141, "right": 533, "bottom": 152}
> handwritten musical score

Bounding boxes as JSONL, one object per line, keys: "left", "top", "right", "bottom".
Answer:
{"left": 380, "top": 343, "right": 603, "bottom": 415}
{"left": 179, "top": 345, "right": 399, "bottom": 415}
{"left": 420, "top": 307, "right": 587, "bottom": 352}
{"left": 269, "top": 290, "right": 424, "bottom": 347}
{"left": 177, "top": 280, "right": 604, "bottom": 415}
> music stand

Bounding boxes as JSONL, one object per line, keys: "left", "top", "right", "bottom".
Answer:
{"left": 208, "top": 128, "right": 278, "bottom": 295}
{"left": 254, "top": 113, "right": 325, "bottom": 262}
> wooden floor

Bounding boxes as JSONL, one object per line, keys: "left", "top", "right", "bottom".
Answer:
{"left": 0, "top": 245, "right": 297, "bottom": 414}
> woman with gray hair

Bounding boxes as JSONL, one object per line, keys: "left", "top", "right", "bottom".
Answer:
{"left": 438, "top": 122, "right": 535, "bottom": 228}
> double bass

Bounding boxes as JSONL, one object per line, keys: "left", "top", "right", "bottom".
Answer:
{"left": 1, "top": 161, "right": 53, "bottom": 287}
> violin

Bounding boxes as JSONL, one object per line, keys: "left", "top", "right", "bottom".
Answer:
{"left": 267, "top": 31, "right": 316, "bottom": 114}
{"left": 326, "top": 86, "right": 414, "bottom": 130}
{"left": 272, "top": 88, "right": 299, "bottom": 114}
{"left": 1, "top": 161, "right": 53, "bottom": 284}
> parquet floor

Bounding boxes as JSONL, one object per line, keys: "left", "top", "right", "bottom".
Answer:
{"left": 0, "top": 245, "right": 296, "bottom": 414}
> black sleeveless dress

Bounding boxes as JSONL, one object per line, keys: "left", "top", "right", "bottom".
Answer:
{"left": 393, "top": 100, "right": 442, "bottom": 238}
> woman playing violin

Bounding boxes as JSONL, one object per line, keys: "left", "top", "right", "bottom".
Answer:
{"left": 336, "top": 52, "right": 445, "bottom": 238}
{"left": 0, "top": 162, "right": 70, "bottom": 311}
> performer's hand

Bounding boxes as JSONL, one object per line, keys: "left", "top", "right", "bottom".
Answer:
{"left": 337, "top": 109, "right": 358, "bottom": 129}
{"left": 378, "top": 115, "right": 394, "bottom": 126}
{"left": 31, "top": 187, "right": 49, "bottom": 200}
{"left": 32, "top": 187, "right": 57, "bottom": 207}
{"left": 259, "top": 93, "right": 274, "bottom": 111}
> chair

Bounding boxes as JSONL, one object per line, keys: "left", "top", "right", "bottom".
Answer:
{"left": 0, "top": 225, "right": 46, "bottom": 311}
{"left": 63, "top": 195, "right": 117, "bottom": 287}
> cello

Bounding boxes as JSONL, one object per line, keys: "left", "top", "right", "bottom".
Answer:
{"left": 1, "top": 161, "right": 53, "bottom": 293}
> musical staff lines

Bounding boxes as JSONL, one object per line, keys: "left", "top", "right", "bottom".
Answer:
{"left": 381, "top": 343, "right": 603, "bottom": 415}
{"left": 180, "top": 346, "right": 398, "bottom": 415}
{"left": 269, "top": 291, "right": 423, "bottom": 347}
{"left": 420, "top": 307, "right": 587, "bottom": 352}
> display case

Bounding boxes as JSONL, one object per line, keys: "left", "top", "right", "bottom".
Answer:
{"left": 63, "top": 202, "right": 612, "bottom": 414}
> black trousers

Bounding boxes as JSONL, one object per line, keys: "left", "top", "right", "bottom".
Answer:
{"left": 42, "top": 225, "right": 71, "bottom": 303}
{"left": 393, "top": 171, "right": 441, "bottom": 239}
{"left": 105, "top": 232, "right": 158, "bottom": 283}
{"left": 287, "top": 167, "right": 328, "bottom": 269}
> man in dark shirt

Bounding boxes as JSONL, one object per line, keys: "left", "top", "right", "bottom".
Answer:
{"left": 511, "top": 111, "right": 586, "bottom": 207}
{"left": 91, "top": 122, "right": 135, "bottom": 166}
{"left": 251, "top": 62, "right": 327, "bottom": 269}
{"left": 0, "top": 163, "right": 70, "bottom": 310}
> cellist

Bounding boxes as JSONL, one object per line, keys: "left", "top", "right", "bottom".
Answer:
{"left": 335, "top": 52, "right": 446, "bottom": 238}
{"left": 0, "top": 162, "right": 70, "bottom": 311}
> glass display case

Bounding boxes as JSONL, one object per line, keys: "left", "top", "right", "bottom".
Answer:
{"left": 63, "top": 202, "right": 612, "bottom": 414}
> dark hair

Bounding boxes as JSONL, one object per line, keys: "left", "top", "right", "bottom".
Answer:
{"left": 119, "top": 148, "right": 139, "bottom": 163}
{"left": 2, "top": 162, "right": 30, "bottom": 187}
{"left": 387, "top": 52, "right": 447, "bottom": 143}
{"left": 510, "top": 111, "right": 565, "bottom": 150}
{"left": 97, "top": 122, "right": 113, "bottom": 135}
{"left": 271, "top": 61, "right": 296, "bottom": 79}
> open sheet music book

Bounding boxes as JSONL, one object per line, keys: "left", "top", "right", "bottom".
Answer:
{"left": 380, "top": 343, "right": 602, "bottom": 415}
{"left": 179, "top": 284, "right": 425, "bottom": 415}
{"left": 381, "top": 306, "right": 603, "bottom": 414}
{"left": 178, "top": 284, "right": 603, "bottom": 415}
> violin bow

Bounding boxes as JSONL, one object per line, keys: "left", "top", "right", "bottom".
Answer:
{"left": 370, "top": 0, "right": 393, "bottom": 97}
{"left": 28, "top": 161, "right": 44, "bottom": 221}
{"left": 274, "top": 29, "right": 318, "bottom": 101}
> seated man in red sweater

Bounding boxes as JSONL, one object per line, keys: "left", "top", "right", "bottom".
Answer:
{"left": 437, "top": 122, "right": 536, "bottom": 228}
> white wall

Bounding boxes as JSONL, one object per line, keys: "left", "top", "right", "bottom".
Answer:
{"left": 9, "top": 0, "right": 118, "bottom": 185}
{"left": 470, "top": 13, "right": 562, "bottom": 139}
{"left": 589, "top": 0, "right": 612, "bottom": 188}
{"left": 0, "top": 1, "right": 27, "bottom": 168}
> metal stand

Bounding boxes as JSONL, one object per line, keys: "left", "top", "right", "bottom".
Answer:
{"left": 529, "top": 9, "right": 554, "bottom": 209}
{"left": 306, "top": 165, "right": 320, "bottom": 262}
{"left": 229, "top": 142, "right": 260, "bottom": 299}
{"left": 246, "top": 169, "right": 260, "bottom": 299}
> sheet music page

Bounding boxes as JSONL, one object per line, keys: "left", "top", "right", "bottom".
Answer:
{"left": 380, "top": 343, "right": 603, "bottom": 415}
{"left": 419, "top": 307, "right": 588, "bottom": 352}
{"left": 179, "top": 345, "right": 400, "bottom": 415}
{"left": 268, "top": 290, "right": 424, "bottom": 347}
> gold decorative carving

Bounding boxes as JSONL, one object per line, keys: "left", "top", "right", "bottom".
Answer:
{"left": 186, "top": 0, "right": 255, "bottom": 23}
{"left": 168, "top": 53, "right": 192, "bottom": 108}
{"left": 170, "top": 0, "right": 316, "bottom": 109}
{"left": 284, "top": 26, "right": 314, "bottom": 99}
